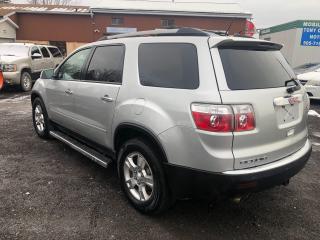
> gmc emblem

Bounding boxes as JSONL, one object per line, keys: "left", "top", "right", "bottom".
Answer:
{"left": 288, "top": 96, "right": 301, "bottom": 105}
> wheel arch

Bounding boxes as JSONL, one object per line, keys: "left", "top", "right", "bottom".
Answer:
{"left": 114, "top": 123, "right": 168, "bottom": 163}
{"left": 21, "top": 67, "right": 31, "bottom": 74}
{"left": 31, "top": 90, "right": 44, "bottom": 104}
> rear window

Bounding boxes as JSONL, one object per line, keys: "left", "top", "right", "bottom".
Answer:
{"left": 40, "top": 46, "right": 50, "bottom": 58}
{"left": 138, "top": 43, "right": 199, "bottom": 89}
{"left": 48, "top": 47, "right": 62, "bottom": 58}
{"left": 219, "top": 49, "right": 295, "bottom": 90}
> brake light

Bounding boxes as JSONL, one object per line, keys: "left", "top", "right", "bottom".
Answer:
{"left": 233, "top": 105, "right": 255, "bottom": 132}
{"left": 191, "top": 104, "right": 233, "bottom": 132}
{"left": 191, "top": 103, "right": 255, "bottom": 132}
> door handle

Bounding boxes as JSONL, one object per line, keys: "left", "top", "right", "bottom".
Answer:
{"left": 65, "top": 89, "right": 73, "bottom": 95}
{"left": 101, "top": 95, "right": 114, "bottom": 102}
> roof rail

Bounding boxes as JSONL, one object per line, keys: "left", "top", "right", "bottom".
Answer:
{"left": 199, "top": 28, "right": 228, "bottom": 36}
{"left": 104, "top": 27, "right": 215, "bottom": 40}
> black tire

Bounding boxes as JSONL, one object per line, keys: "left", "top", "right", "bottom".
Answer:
{"left": 20, "top": 71, "right": 33, "bottom": 92}
{"left": 118, "top": 138, "right": 172, "bottom": 214}
{"left": 32, "top": 97, "right": 51, "bottom": 139}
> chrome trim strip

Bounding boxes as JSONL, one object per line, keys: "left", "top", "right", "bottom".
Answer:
{"left": 223, "top": 139, "right": 311, "bottom": 175}
{"left": 50, "top": 131, "right": 109, "bottom": 168}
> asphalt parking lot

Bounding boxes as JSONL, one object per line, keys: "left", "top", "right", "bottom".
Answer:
{"left": 0, "top": 88, "right": 319, "bottom": 240}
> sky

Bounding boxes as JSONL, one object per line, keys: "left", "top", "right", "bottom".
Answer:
{"left": 11, "top": 0, "right": 320, "bottom": 29}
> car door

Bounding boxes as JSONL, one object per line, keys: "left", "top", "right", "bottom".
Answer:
{"left": 72, "top": 44, "right": 125, "bottom": 148}
{"left": 39, "top": 46, "right": 54, "bottom": 69}
{"left": 30, "top": 46, "right": 43, "bottom": 73}
{"left": 45, "top": 48, "right": 92, "bottom": 131}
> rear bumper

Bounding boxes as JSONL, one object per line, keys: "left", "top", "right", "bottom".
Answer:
{"left": 164, "top": 139, "right": 312, "bottom": 199}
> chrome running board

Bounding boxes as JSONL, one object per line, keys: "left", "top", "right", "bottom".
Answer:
{"left": 50, "top": 131, "right": 112, "bottom": 168}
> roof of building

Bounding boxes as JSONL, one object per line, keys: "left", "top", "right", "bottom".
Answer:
{"left": 0, "top": 42, "right": 35, "bottom": 47}
{"left": 0, "top": 1, "right": 251, "bottom": 19}
{"left": 91, "top": 0, "right": 251, "bottom": 19}
{"left": 260, "top": 20, "right": 320, "bottom": 36}
{"left": 0, "top": 4, "right": 89, "bottom": 17}
{"left": 0, "top": 16, "right": 18, "bottom": 28}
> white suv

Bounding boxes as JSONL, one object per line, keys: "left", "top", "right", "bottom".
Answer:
{"left": 31, "top": 28, "right": 311, "bottom": 214}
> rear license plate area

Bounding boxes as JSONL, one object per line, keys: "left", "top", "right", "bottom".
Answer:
{"left": 274, "top": 94, "right": 302, "bottom": 127}
{"left": 276, "top": 104, "right": 299, "bottom": 125}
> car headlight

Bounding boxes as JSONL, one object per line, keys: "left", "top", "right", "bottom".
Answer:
{"left": 307, "top": 80, "right": 320, "bottom": 86}
{"left": 1, "top": 64, "right": 17, "bottom": 72}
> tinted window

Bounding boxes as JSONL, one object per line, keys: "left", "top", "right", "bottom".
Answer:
{"left": 161, "top": 19, "right": 175, "bottom": 28}
{"left": 58, "top": 48, "right": 91, "bottom": 80}
{"left": 40, "top": 46, "right": 50, "bottom": 58}
{"left": 86, "top": 45, "right": 125, "bottom": 83}
{"left": 49, "top": 41, "right": 66, "bottom": 56}
{"left": 219, "top": 49, "right": 295, "bottom": 90}
{"left": 48, "top": 47, "right": 63, "bottom": 58}
{"left": 111, "top": 17, "right": 124, "bottom": 26}
{"left": 31, "top": 47, "right": 41, "bottom": 58}
{"left": 139, "top": 43, "right": 199, "bottom": 89}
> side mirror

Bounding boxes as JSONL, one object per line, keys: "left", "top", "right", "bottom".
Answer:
{"left": 31, "top": 53, "right": 42, "bottom": 60}
{"left": 52, "top": 67, "right": 61, "bottom": 80}
{"left": 40, "top": 68, "right": 54, "bottom": 79}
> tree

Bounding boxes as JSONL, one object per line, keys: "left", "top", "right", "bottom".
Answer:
{"left": 26, "top": 0, "right": 74, "bottom": 5}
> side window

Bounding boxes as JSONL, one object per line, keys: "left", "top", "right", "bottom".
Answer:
{"left": 138, "top": 43, "right": 199, "bottom": 89}
{"left": 31, "top": 46, "right": 42, "bottom": 58}
{"left": 40, "top": 46, "right": 50, "bottom": 58}
{"left": 111, "top": 17, "right": 124, "bottom": 26}
{"left": 85, "top": 45, "right": 125, "bottom": 83}
{"left": 58, "top": 48, "right": 91, "bottom": 80}
{"left": 48, "top": 47, "right": 63, "bottom": 58}
{"left": 161, "top": 19, "right": 175, "bottom": 28}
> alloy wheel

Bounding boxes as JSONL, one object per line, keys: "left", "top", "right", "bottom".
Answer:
{"left": 34, "top": 105, "right": 45, "bottom": 132}
{"left": 123, "top": 152, "right": 154, "bottom": 202}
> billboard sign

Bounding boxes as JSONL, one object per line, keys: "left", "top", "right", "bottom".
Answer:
{"left": 301, "top": 21, "right": 320, "bottom": 46}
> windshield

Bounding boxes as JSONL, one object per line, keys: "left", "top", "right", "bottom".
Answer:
{"left": 294, "top": 63, "right": 320, "bottom": 75}
{"left": 219, "top": 49, "right": 296, "bottom": 90}
{"left": 0, "top": 44, "right": 29, "bottom": 57}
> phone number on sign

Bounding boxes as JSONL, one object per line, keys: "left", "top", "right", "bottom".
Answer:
{"left": 301, "top": 40, "right": 320, "bottom": 46}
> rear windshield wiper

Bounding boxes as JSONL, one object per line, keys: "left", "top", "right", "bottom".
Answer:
{"left": 285, "top": 78, "right": 301, "bottom": 94}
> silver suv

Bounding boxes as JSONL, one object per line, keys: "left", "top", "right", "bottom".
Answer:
{"left": 0, "top": 43, "right": 63, "bottom": 91}
{"left": 31, "top": 28, "right": 312, "bottom": 214}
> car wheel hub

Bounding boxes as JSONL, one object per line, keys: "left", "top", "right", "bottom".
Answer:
{"left": 34, "top": 105, "right": 45, "bottom": 132}
{"left": 23, "top": 75, "right": 31, "bottom": 89}
{"left": 123, "top": 152, "right": 154, "bottom": 202}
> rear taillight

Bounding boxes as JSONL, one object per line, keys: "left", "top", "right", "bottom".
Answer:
{"left": 191, "top": 103, "right": 255, "bottom": 132}
{"left": 191, "top": 104, "right": 233, "bottom": 132}
{"left": 233, "top": 105, "right": 255, "bottom": 132}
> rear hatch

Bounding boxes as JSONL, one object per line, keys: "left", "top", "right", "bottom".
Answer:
{"left": 211, "top": 39, "right": 310, "bottom": 170}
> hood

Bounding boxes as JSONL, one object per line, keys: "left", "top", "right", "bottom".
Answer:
{"left": 297, "top": 71, "right": 320, "bottom": 81}
{"left": 0, "top": 55, "right": 28, "bottom": 64}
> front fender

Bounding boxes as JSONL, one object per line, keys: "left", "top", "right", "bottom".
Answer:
{"left": 31, "top": 79, "right": 48, "bottom": 110}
